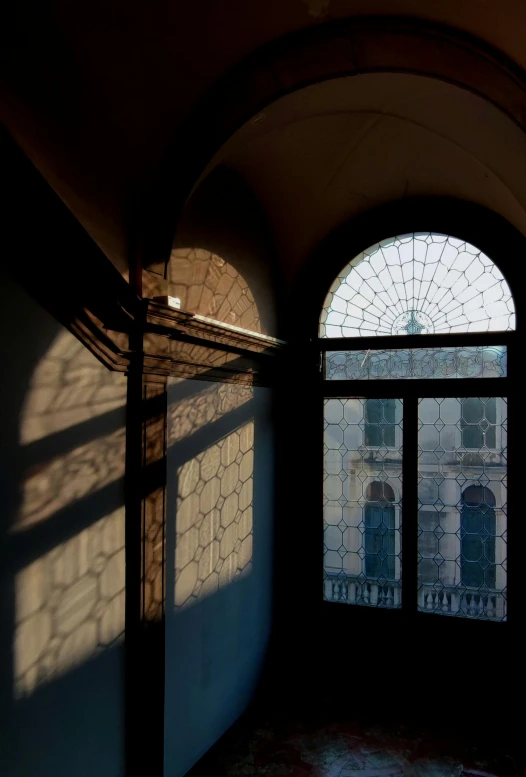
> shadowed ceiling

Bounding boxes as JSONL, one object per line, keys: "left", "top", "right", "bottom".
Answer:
{"left": 2, "top": 1, "right": 526, "bottom": 279}
{"left": 198, "top": 73, "right": 526, "bottom": 286}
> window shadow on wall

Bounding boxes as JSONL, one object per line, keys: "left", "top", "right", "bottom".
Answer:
{"left": 168, "top": 248, "right": 262, "bottom": 334}
{"left": 164, "top": 376, "right": 274, "bottom": 777}
{"left": 0, "top": 270, "right": 127, "bottom": 777}
{"left": 165, "top": 166, "right": 279, "bottom": 337}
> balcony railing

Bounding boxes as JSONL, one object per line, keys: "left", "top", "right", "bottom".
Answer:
{"left": 324, "top": 573, "right": 506, "bottom": 620}
{"left": 324, "top": 575, "right": 401, "bottom": 608}
{"left": 418, "top": 585, "right": 506, "bottom": 620}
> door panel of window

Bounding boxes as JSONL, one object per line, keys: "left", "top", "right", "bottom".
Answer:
{"left": 324, "top": 396, "right": 507, "bottom": 621}
{"left": 323, "top": 398, "right": 403, "bottom": 609}
{"left": 417, "top": 397, "right": 507, "bottom": 621}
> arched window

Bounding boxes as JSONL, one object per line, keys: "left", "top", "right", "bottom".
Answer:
{"left": 320, "top": 234, "right": 515, "bottom": 339}
{"left": 364, "top": 482, "right": 396, "bottom": 580}
{"left": 322, "top": 233, "right": 511, "bottom": 621}
{"left": 461, "top": 486, "right": 496, "bottom": 589}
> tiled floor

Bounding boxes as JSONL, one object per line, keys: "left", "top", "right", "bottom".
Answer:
{"left": 190, "top": 713, "right": 524, "bottom": 777}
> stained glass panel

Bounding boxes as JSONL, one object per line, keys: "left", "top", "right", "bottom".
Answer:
{"left": 325, "top": 346, "right": 507, "bottom": 380}
{"left": 417, "top": 397, "right": 507, "bottom": 621}
{"left": 323, "top": 398, "right": 403, "bottom": 608}
{"left": 320, "top": 234, "right": 515, "bottom": 338}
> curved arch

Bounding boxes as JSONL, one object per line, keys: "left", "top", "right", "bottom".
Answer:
{"left": 144, "top": 17, "right": 526, "bottom": 264}
{"left": 320, "top": 232, "right": 516, "bottom": 338}
{"left": 166, "top": 166, "right": 278, "bottom": 336}
{"left": 168, "top": 248, "right": 262, "bottom": 333}
{"left": 462, "top": 484, "right": 497, "bottom": 508}
{"left": 366, "top": 481, "right": 395, "bottom": 502}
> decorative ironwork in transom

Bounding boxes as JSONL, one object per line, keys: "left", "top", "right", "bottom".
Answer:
{"left": 319, "top": 233, "right": 515, "bottom": 338}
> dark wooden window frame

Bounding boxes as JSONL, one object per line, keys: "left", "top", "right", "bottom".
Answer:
{"left": 320, "top": 329, "right": 516, "bottom": 623}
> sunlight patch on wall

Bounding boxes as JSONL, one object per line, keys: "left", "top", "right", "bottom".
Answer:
{"left": 169, "top": 248, "right": 261, "bottom": 334}
{"left": 20, "top": 329, "right": 127, "bottom": 445}
{"left": 174, "top": 421, "right": 254, "bottom": 609}
{"left": 17, "top": 429, "right": 126, "bottom": 531}
{"left": 15, "top": 326, "right": 126, "bottom": 532}
{"left": 14, "top": 507, "right": 125, "bottom": 698}
{"left": 168, "top": 380, "right": 253, "bottom": 446}
{"left": 14, "top": 324, "right": 127, "bottom": 697}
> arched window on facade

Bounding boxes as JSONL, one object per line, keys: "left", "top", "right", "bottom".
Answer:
{"left": 322, "top": 233, "right": 512, "bottom": 621}
{"left": 364, "top": 482, "right": 396, "bottom": 580}
{"left": 461, "top": 485, "right": 496, "bottom": 590}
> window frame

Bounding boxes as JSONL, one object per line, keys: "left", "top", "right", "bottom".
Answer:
{"left": 321, "top": 327, "right": 515, "bottom": 623}
{"left": 303, "top": 210, "right": 525, "bottom": 633}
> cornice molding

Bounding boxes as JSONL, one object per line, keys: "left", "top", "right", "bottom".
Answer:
{"left": 69, "top": 309, "right": 131, "bottom": 373}
{"left": 142, "top": 300, "right": 285, "bottom": 385}
{"left": 64, "top": 300, "right": 285, "bottom": 385}
{"left": 145, "top": 300, "right": 284, "bottom": 352}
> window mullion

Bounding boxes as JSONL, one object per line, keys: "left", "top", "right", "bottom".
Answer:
{"left": 402, "top": 395, "right": 418, "bottom": 614}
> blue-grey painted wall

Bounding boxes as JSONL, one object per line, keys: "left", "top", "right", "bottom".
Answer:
{"left": 164, "top": 379, "right": 274, "bottom": 777}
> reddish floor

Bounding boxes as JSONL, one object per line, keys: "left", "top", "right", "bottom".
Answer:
{"left": 189, "top": 715, "right": 524, "bottom": 777}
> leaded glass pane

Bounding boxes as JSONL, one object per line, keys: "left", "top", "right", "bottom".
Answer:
{"left": 323, "top": 398, "right": 402, "bottom": 608}
{"left": 365, "top": 399, "right": 396, "bottom": 447}
{"left": 364, "top": 503, "right": 396, "bottom": 579}
{"left": 460, "top": 398, "right": 497, "bottom": 449}
{"left": 325, "top": 346, "right": 507, "bottom": 380}
{"left": 417, "top": 397, "right": 507, "bottom": 621}
{"left": 320, "top": 234, "right": 515, "bottom": 338}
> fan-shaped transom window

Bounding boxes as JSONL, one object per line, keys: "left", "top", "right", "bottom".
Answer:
{"left": 320, "top": 233, "right": 516, "bottom": 338}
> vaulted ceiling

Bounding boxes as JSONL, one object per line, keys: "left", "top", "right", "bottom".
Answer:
{"left": 3, "top": 1, "right": 526, "bottom": 281}
{"left": 200, "top": 73, "right": 526, "bottom": 286}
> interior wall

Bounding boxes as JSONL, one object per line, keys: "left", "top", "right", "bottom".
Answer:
{"left": 0, "top": 269, "right": 127, "bottom": 777}
{"left": 164, "top": 377, "right": 274, "bottom": 777}
{"left": 165, "top": 166, "right": 280, "bottom": 337}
